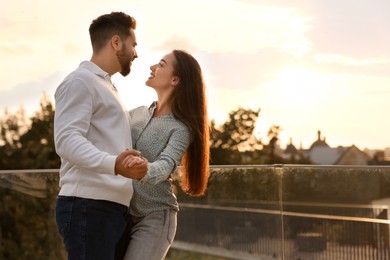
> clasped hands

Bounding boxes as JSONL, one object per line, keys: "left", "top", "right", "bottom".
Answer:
{"left": 115, "top": 149, "right": 148, "bottom": 179}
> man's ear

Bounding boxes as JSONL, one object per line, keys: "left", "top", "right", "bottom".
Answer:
{"left": 111, "top": 35, "right": 121, "bottom": 51}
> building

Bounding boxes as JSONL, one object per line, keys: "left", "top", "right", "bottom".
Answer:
{"left": 284, "top": 130, "right": 372, "bottom": 165}
{"left": 309, "top": 145, "right": 371, "bottom": 165}
{"left": 368, "top": 150, "right": 390, "bottom": 165}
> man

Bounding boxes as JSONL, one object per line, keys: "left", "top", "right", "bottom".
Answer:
{"left": 54, "top": 12, "right": 147, "bottom": 260}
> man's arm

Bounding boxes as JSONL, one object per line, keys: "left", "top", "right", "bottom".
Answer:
{"left": 54, "top": 78, "right": 117, "bottom": 174}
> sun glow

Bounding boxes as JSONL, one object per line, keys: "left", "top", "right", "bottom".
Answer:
{"left": 265, "top": 67, "right": 330, "bottom": 103}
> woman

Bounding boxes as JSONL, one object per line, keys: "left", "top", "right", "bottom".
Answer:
{"left": 116, "top": 50, "right": 209, "bottom": 260}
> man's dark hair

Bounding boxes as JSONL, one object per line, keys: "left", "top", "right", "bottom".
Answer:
{"left": 89, "top": 12, "right": 136, "bottom": 53}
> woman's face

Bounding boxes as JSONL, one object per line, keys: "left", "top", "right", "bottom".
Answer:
{"left": 146, "top": 52, "right": 178, "bottom": 91}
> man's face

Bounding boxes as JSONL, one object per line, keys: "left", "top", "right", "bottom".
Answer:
{"left": 116, "top": 29, "right": 138, "bottom": 76}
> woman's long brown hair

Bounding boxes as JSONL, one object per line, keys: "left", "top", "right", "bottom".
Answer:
{"left": 170, "top": 50, "right": 209, "bottom": 196}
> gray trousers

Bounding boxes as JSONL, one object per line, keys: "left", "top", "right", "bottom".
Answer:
{"left": 123, "top": 209, "right": 177, "bottom": 260}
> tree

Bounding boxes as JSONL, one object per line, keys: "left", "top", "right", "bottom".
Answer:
{"left": 210, "top": 107, "right": 262, "bottom": 165}
{"left": 0, "top": 106, "right": 28, "bottom": 168}
{"left": 18, "top": 94, "right": 60, "bottom": 169}
{"left": 263, "top": 124, "right": 283, "bottom": 164}
{"left": 0, "top": 94, "right": 60, "bottom": 170}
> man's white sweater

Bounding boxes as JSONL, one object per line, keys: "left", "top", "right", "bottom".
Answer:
{"left": 54, "top": 61, "right": 133, "bottom": 206}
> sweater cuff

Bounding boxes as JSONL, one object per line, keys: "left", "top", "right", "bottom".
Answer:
{"left": 103, "top": 155, "right": 117, "bottom": 175}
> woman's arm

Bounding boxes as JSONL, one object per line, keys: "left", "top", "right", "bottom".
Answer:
{"left": 139, "top": 127, "right": 191, "bottom": 185}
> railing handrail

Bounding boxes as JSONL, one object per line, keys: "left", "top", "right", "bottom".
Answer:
{"left": 2, "top": 164, "right": 390, "bottom": 174}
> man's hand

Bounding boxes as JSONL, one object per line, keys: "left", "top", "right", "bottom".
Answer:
{"left": 115, "top": 149, "right": 148, "bottom": 179}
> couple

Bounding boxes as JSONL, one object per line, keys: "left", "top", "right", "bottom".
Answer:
{"left": 54, "top": 12, "right": 209, "bottom": 260}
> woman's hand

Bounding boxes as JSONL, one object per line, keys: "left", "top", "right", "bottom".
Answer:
{"left": 122, "top": 154, "right": 145, "bottom": 168}
{"left": 115, "top": 149, "right": 148, "bottom": 179}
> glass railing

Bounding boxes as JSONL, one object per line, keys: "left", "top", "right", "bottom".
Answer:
{"left": 0, "top": 169, "right": 64, "bottom": 260}
{"left": 1, "top": 166, "right": 390, "bottom": 260}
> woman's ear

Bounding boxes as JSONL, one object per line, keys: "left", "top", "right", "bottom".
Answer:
{"left": 172, "top": 76, "right": 180, "bottom": 86}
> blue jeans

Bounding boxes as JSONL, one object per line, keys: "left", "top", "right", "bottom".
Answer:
{"left": 56, "top": 196, "right": 128, "bottom": 260}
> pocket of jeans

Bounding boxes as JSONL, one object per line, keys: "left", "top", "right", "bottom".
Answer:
{"left": 55, "top": 196, "right": 74, "bottom": 237}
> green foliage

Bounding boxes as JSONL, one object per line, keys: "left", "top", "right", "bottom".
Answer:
{"left": 262, "top": 124, "right": 283, "bottom": 164}
{"left": 0, "top": 95, "right": 60, "bottom": 170}
{"left": 210, "top": 107, "right": 263, "bottom": 165}
{"left": 209, "top": 108, "right": 312, "bottom": 165}
{"left": 0, "top": 107, "right": 27, "bottom": 168}
{"left": 210, "top": 107, "right": 261, "bottom": 151}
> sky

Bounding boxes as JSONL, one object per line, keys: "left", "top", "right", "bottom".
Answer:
{"left": 1, "top": 0, "right": 390, "bottom": 151}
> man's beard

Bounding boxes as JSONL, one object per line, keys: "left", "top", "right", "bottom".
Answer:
{"left": 116, "top": 46, "right": 131, "bottom": 76}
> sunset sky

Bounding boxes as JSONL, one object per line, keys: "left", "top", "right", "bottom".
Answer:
{"left": 1, "top": 0, "right": 390, "bottom": 150}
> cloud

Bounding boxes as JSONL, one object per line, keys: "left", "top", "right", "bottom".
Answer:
{"left": 155, "top": 36, "right": 197, "bottom": 53}
{"left": 139, "top": 0, "right": 312, "bottom": 55}
{"left": 0, "top": 43, "right": 33, "bottom": 56}
{"left": 313, "top": 54, "right": 390, "bottom": 67}
{"left": 300, "top": 0, "right": 390, "bottom": 57}
{"left": 308, "top": 53, "right": 390, "bottom": 80}
{"left": 199, "top": 49, "right": 299, "bottom": 91}
{"left": 64, "top": 43, "right": 85, "bottom": 56}
{"left": 0, "top": 72, "right": 63, "bottom": 115}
